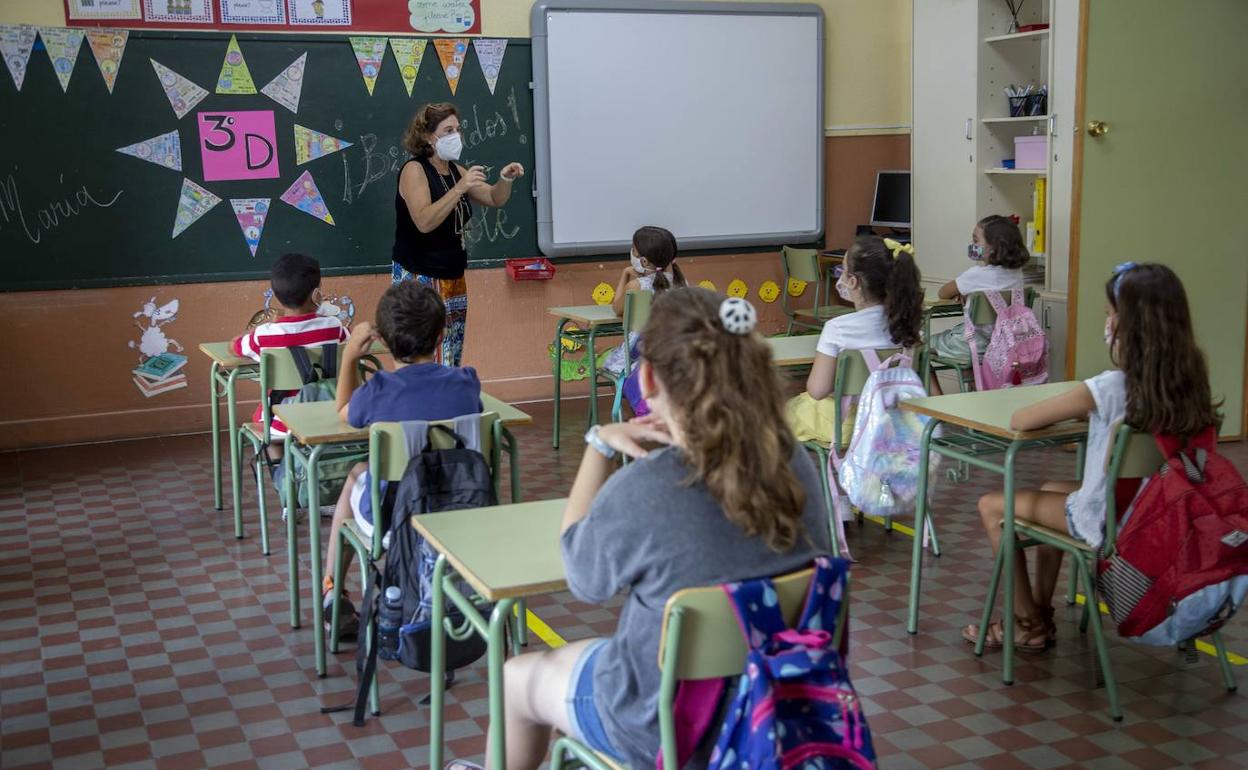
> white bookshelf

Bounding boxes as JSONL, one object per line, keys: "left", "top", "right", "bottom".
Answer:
{"left": 984, "top": 28, "right": 1050, "bottom": 44}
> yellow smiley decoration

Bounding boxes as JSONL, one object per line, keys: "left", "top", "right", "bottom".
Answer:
{"left": 787, "top": 278, "right": 808, "bottom": 297}
{"left": 726, "top": 279, "right": 749, "bottom": 299}
{"left": 591, "top": 282, "right": 615, "bottom": 305}
{"left": 758, "top": 280, "right": 780, "bottom": 304}
{"left": 697, "top": 279, "right": 717, "bottom": 291}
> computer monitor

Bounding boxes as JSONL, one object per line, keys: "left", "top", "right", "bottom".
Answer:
{"left": 869, "top": 170, "right": 911, "bottom": 229}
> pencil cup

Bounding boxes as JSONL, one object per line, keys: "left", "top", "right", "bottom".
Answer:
{"left": 1025, "top": 94, "right": 1048, "bottom": 116}
{"left": 1008, "top": 96, "right": 1028, "bottom": 117}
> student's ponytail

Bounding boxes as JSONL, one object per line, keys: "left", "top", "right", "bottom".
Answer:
{"left": 633, "top": 225, "right": 681, "bottom": 295}
{"left": 844, "top": 236, "right": 923, "bottom": 350}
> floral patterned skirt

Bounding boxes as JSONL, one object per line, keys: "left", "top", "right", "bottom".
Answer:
{"left": 391, "top": 263, "right": 468, "bottom": 367}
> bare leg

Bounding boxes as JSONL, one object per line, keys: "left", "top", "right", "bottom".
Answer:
{"left": 486, "top": 638, "right": 600, "bottom": 770}
{"left": 323, "top": 462, "right": 366, "bottom": 594}
{"left": 928, "top": 367, "right": 944, "bottom": 396}
{"left": 1034, "top": 480, "right": 1080, "bottom": 609}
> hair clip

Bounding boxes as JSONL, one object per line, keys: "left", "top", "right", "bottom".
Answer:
{"left": 719, "top": 297, "right": 757, "bottom": 335}
{"left": 883, "top": 238, "right": 915, "bottom": 259}
{"left": 1111, "top": 261, "right": 1137, "bottom": 297}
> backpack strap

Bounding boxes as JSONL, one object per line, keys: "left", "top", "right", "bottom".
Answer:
{"left": 985, "top": 289, "right": 1012, "bottom": 315}
{"left": 795, "top": 556, "right": 851, "bottom": 654}
{"left": 722, "top": 575, "right": 790, "bottom": 649}
{"left": 289, "top": 345, "right": 318, "bottom": 385}
{"left": 319, "top": 343, "right": 338, "bottom": 381}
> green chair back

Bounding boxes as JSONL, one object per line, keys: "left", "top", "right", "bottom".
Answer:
{"left": 257, "top": 344, "right": 345, "bottom": 439}
{"left": 966, "top": 286, "right": 1039, "bottom": 326}
{"left": 781, "top": 246, "right": 821, "bottom": 283}
{"left": 623, "top": 289, "right": 653, "bottom": 335}
{"left": 1103, "top": 422, "right": 1165, "bottom": 545}
{"left": 831, "top": 347, "right": 918, "bottom": 449}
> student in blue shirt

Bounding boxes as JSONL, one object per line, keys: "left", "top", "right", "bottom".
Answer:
{"left": 321, "top": 281, "right": 481, "bottom": 637}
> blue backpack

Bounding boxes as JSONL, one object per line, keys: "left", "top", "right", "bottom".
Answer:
{"left": 710, "top": 557, "right": 876, "bottom": 770}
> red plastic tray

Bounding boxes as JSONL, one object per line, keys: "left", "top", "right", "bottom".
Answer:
{"left": 505, "top": 258, "right": 556, "bottom": 281}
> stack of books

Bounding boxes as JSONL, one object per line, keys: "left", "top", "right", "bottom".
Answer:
{"left": 133, "top": 352, "right": 188, "bottom": 397}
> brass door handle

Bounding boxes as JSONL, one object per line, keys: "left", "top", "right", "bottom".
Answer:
{"left": 1087, "top": 120, "right": 1109, "bottom": 137}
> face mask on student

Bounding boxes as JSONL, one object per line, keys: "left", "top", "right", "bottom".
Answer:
{"left": 434, "top": 131, "right": 463, "bottom": 162}
{"left": 1104, "top": 317, "right": 1115, "bottom": 347}
{"left": 968, "top": 243, "right": 985, "bottom": 261}
{"left": 630, "top": 252, "right": 649, "bottom": 275}
{"left": 835, "top": 273, "right": 855, "bottom": 301}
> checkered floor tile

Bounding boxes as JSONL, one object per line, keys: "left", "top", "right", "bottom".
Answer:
{"left": 2, "top": 397, "right": 1247, "bottom": 770}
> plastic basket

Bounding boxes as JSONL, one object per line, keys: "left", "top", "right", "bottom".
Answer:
{"left": 505, "top": 257, "right": 556, "bottom": 281}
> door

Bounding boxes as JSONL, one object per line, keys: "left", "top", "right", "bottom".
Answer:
{"left": 1070, "top": 0, "right": 1247, "bottom": 437}
{"left": 911, "top": 0, "right": 978, "bottom": 283}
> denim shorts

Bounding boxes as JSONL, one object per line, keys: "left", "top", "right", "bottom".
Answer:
{"left": 566, "top": 640, "right": 624, "bottom": 760}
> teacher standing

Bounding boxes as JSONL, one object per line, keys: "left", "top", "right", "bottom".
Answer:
{"left": 392, "top": 102, "right": 525, "bottom": 367}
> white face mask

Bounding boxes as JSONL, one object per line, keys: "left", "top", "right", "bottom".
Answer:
{"left": 434, "top": 131, "right": 463, "bottom": 162}
{"left": 1104, "top": 316, "right": 1115, "bottom": 347}
{"left": 835, "top": 271, "right": 854, "bottom": 301}
{"left": 630, "top": 252, "right": 649, "bottom": 274}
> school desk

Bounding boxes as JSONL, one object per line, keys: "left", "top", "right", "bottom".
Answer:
{"left": 548, "top": 304, "right": 624, "bottom": 448}
{"left": 274, "top": 395, "right": 532, "bottom": 677}
{"left": 900, "top": 381, "right": 1087, "bottom": 685}
{"left": 415, "top": 498, "right": 569, "bottom": 770}
{"left": 768, "top": 334, "right": 819, "bottom": 367}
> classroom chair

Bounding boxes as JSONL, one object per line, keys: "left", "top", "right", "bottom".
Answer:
{"left": 549, "top": 563, "right": 849, "bottom": 770}
{"left": 974, "top": 423, "right": 1237, "bottom": 721}
{"left": 598, "top": 290, "right": 652, "bottom": 424}
{"left": 804, "top": 348, "right": 940, "bottom": 558}
{"left": 236, "top": 345, "right": 369, "bottom": 556}
{"left": 780, "top": 246, "right": 850, "bottom": 335}
{"left": 925, "top": 287, "right": 1038, "bottom": 393}
{"left": 327, "top": 414, "right": 515, "bottom": 710}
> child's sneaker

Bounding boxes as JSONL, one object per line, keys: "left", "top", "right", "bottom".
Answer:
{"left": 323, "top": 591, "right": 359, "bottom": 639}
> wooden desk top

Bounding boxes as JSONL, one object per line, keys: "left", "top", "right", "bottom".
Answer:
{"left": 274, "top": 392, "right": 533, "bottom": 446}
{"left": 412, "top": 498, "right": 569, "bottom": 601}
{"left": 767, "top": 334, "right": 819, "bottom": 367}
{"left": 901, "top": 381, "right": 1087, "bottom": 441}
{"left": 547, "top": 304, "right": 623, "bottom": 328}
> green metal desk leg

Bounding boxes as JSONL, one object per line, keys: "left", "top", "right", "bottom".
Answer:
{"left": 487, "top": 598, "right": 518, "bottom": 770}
{"left": 1066, "top": 440, "right": 1087, "bottom": 606}
{"left": 228, "top": 368, "right": 245, "bottom": 539}
{"left": 285, "top": 439, "right": 300, "bottom": 629}
{"left": 553, "top": 318, "right": 569, "bottom": 449}
{"left": 429, "top": 555, "right": 449, "bottom": 770}
{"left": 1000, "top": 442, "right": 1022, "bottom": 686}
{"left": 907, "top": 418, "right": 941, "bottom": 634}
{"left": 210, "top": 362, "right": 223, "bottom": 510}
{"left": 587, "top": 325, "right": 599, "bottom": 427}
{"left": 306, "top": 444, "right": 327, "bottom": 677}
{"left": 503, "top": 427, "right": 522, "bottom": 504}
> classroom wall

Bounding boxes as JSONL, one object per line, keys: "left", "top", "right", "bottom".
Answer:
{"left": 0, "top": 1, "right": 911, "bottom": 449}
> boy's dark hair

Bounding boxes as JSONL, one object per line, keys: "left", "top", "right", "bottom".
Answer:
{"left": 271, "top": 252, "right": 322, "bottom": 309}
{"left": 376, "top": 281, "right": 446, "bottom": 362}
{"left": 982, "top": 218, "right": 1031, "bottom": 269}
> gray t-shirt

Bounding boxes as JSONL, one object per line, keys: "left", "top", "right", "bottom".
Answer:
{"left": 560, "top": 445, "right": 833, "bottom": 768}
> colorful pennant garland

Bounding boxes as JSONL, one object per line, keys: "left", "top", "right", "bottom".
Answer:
{"left": 116, "top": 130, "right": 182, "bottom": 172}
{"left": 472, "top": 38, "right": 506, "bottom": 95}
{"left": 85, "top": 28, "right": 128, "bottom": 94}
{"left": 433, "top": 38, "right": 467, "bottom": 95}
{"left": 349, "top": 36, "right": 386, "bottom": 95}
{"left": 0, "top": 25, "right": 37, "bottom": 91}
{"left": 293, "top": 124, "right": 353, "bottom": 165}
{"left": 151, "top": 59, "right": 208, "bottom": 119}
{"left": 388, "top": 38, "right": 428, "bottom": 97}
{"left": 172, "top": 178, "right": 222, "bottom": 238}
{"left": 230, "top": 197, "right": 270, "bottom": 256}
{"left": 280, "top": 170, "right": 334, "bottom": 226}
{"left": 260, "top": 51, "right": 306, "bottom": 113}
{"left": 39, "top": 27, "right": 85, "bottom": 93}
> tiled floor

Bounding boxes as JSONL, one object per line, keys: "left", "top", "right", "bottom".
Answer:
{"left": 2, "top": 398, "right": 1247, "bottom": 770}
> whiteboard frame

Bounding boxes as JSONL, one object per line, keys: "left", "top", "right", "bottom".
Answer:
{"left": 530, "top": 0, "right": 825, "bottom": 257}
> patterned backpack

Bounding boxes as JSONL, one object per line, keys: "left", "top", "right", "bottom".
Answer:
{"left": 965, "top": 289, "right": 1048, "bottom": 390}
{"left": 829, "top": 350, "right": 938, "bottom": 558}
{"left": 710, "top": 557, "right": 876, "bottom": 770}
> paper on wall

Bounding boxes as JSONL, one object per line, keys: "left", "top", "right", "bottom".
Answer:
{"left": 0, "top": 25, "right": 38, "bottom": 91}
{"left": 86, "top": 29, "right": 128, "bottom": 93}
{"left": 432, "top": 38, "right": 467, "bottom": 95}
{"left": 280, "top": 169, "right": 335, "bottom": 225}
{"left": 216, "top": 34, "right": 257, "bottom": 94}
{"left": 231, "top": 197, "right": 270, "bottom": 256}
{"left": 260, "top": 52, "right": 306, "bottom": 112}
{"left": 117, "top": 130, "right": 182, "bottom": 172}
{"left": 388, "top": 38, "right": 428, "bottom": 97}
{"left": 151, "top": 58, "right": 208, "bottom": 119}
{"left": 349, "top": 36, "right": 386, "bottom": 95}
{"left": 39, "top": 27, "right": 86, "bottom": 93}
{"left": 172, "top": 178, "right": 222, "bottom": 238}
{"left": 472, "top": 38, "right": 505, "bottom": 95}
{"left": 293, "top": 124, "right": 352, "bottom": 165}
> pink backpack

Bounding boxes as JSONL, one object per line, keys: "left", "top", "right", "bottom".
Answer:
{"left": 965, "top": 288, "right": 1048, "bottom": 391}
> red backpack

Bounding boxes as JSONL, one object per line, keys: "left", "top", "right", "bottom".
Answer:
{"left": 1097, "top": 427, "right": 1248, "bottom": 646}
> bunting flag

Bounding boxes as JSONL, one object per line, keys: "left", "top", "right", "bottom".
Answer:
{"left": 280, "top": 170, "right": 334, "bottom": 226}
{"left": 1, "top": 25, "right": 38, "bottom": 91}
{"left": 86, "top": 28, "right": 128, "bottom": 93}
{"left": 39, "top": 27, "right": 86, "bottom": 93}
{"left": 293, "top": 124, "right": 352, "bottom": 165}
{"left": 172, "top": 178, "right": 222, "bottom": 238}
{"left": 151, "top": 59, "right": 208, "bottom": 119}
{"left": 230, "top": 198, "right": 270, "bottom": 256}
{"left": 472, "top": 38, "right": 506, "bottom": 95}
{"left": 260, "top": 51, "right": 306, "bottom": 113}
{"left": 388, "top": 38, "right": 427, "bottom": 97}
{"left": 433, "top": 38, "right": 467, "bottom": 95}
{"left": 348, "top": 36, "right": 386, "bottom": 95}
{"left": 216, "top": 34, "right": 256, "bottom": 94}
{"left": 116, "top": 130, "right": 182, "bottom": 172}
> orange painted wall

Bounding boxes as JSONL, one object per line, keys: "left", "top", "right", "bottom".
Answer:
{"left": 0, "top": 133, "right": 908, "bottom": 450}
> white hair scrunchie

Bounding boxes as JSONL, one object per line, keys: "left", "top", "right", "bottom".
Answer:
{"left": 719, "top": 297, "right": 758, "bottom": 335}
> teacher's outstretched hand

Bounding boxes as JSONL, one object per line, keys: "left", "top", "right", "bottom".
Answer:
{"left": 390, "top": 102, "right": 525, "bottom": 367}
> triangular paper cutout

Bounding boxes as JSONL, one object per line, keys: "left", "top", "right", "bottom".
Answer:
{"left": 472, "top": 39, "right": 506, "bottom": 95}
{"left": 349, "top": 36, "right": 386, "bottom": 96}
{"left": 117, "top": 130, "right": 182, "bottom": 172}
{"left": 172, "top": 178, "right": 222, "bottom": 238}
{"left": 1, "top": 25, "right": 38, "bottom": 91}
{"left": 280, "top": 170, "right": 334, "bottom": 226}
{"left": 216, "top": 34, "right": 256, "bottom": 94}
{"left": 388, "top": 38, "right": 428, "bottom": 97}
{"left": 433, "top": 38, "right": 468, "bottom": 95}
{"left": 230, "top": 198, "right": 270, "bottom": 256}
{"left": 86, "top": 29, "right": 127, "bottom": 94}
{"left": 151, "top": 59, "right": 208, "bottom": 120}
{"left": 39, "top": 27, "right": 85, "bottom": 93}
{"left": 260, "top": 52, "right": 306, "bottom": 113}
{"left": 293, "top": 124, "right": 353, "bottom": 165}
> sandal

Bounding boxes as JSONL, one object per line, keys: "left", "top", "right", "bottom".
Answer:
{"left": 962, "top": 615, "right": 1050, "bottom": 653}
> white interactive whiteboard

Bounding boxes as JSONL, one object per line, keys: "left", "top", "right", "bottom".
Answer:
{"left": 531, "top": 0, "right": 824, "bottom": 257}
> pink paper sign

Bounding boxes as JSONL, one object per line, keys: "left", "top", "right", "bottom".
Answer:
{"left": 197, "top": 110, "right": 280, "bottom": 182}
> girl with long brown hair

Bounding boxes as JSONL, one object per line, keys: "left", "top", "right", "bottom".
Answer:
{"left": 464, "top": 288, "right": 832, "bottom": 770}
{"left": 964, "top": 262, "right": 1219, "bottom": 652}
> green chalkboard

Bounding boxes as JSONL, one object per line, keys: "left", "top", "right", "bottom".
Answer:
{"left": 0, "top": 30, "right": 535, "bottom": 291}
